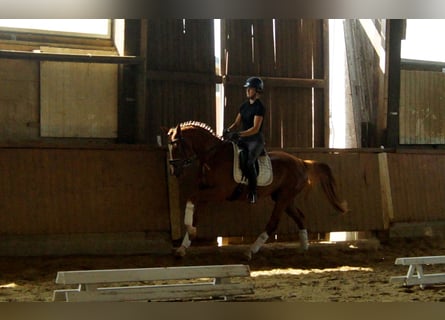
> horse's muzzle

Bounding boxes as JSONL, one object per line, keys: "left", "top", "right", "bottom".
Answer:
{"left": 168, "top": 159, "right": 192, "bottom": 177}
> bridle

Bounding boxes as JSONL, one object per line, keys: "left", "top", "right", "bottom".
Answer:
{"left": 168, "top": 136, "right": 197, "bottom": 176}
{"left": 168, "top": 133, "right": 227, "bottom": 177}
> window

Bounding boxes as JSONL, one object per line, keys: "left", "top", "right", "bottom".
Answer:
{"left": 0, "top": 19, "right": 111, "bottom": 39}
{"left": 401, "top": 19, "right": 445, "bottom": 62}
{"left": 0, "top": 19, "right": 119, "bottom": 140}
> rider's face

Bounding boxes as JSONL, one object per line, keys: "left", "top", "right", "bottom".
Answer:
{"left": 246, "top": 87, "right": 257, "bottom": 99}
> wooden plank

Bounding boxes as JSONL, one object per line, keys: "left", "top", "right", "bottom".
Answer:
{"left": 56, "top": 264, "right": 251, "bottom": 284}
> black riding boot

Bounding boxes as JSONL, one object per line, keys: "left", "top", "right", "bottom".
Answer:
{"left": 246, "top": 164, "right": 258, "bottom": 204}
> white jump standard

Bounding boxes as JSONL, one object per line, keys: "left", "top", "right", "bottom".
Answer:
{"left": 390, "top": 255, "right": 445, "bottom": 289}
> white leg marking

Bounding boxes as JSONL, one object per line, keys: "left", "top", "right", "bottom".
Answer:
{"left": 250, "top": 231, "right": 269, "bottom": 254}
{"left": 181, "top": 232, "right": 191, "bottom": 248}
{"left": 175, "top": 232, "right": 191, "bottom": 257}
{"left": 299, "top": 229, "right": 309, "bottom": 251}
{"left": 184, "top": 201, "right": 194, "bottom": 226}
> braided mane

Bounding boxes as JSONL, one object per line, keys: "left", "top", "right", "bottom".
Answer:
{"left": 179, "top": 121, "right": 219, "bottom": 138}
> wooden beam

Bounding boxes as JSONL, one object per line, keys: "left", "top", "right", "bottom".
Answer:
{"left": 147, "top": 69, "right": 222, "bottom": 84}
{"left": 146, "top": 71, "right": 324, "bottom": 88}
{"left": 224, "top": 74, "right": 325, "bottom": 88}
{"left": 323, "top": 19, "right": 330, "bottom": 147}
{"left": 137, "top": 19, "right": 148, "bottom": 142}
{"left": 386, "top": 19, "right": 403, "bottom": 147}
{"left": 0, "top": 49, "right": 142, "bottom": 64}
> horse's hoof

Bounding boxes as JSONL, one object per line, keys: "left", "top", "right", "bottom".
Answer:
{"left": 175, "top": 246, "right": 187, "bottom": 258}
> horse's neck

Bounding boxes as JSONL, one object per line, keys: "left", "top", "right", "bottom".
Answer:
{"left": 188, "top": 132, "right": 222, "bottom": 160}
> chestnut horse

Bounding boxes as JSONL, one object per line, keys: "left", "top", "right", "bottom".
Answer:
{"left": 166, "top": 121, "right": 347, "bottom": 259}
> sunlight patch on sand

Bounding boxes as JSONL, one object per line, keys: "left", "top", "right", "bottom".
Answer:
{"left": 251, "top": 266, "right": 373, "bottom": 277}
{"left": 0, "top": 283, "right": 18, "bottom": 288}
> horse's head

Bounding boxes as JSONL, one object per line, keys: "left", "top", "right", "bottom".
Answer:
{"left": 165, "top": 123, "right": 196, "bottom": 177}
{"left": 164, "top": 121, "right": 222, "bottom": 177}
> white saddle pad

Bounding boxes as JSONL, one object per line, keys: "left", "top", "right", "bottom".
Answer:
{"left": 232, "top": 142, "right": 273, "bottom": 186}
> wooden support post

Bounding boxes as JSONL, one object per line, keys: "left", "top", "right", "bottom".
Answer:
{"left": 167, "top": 154, "right": 182, "bottom": 241}
{"left": 378, "top": 152, "right": 394, "bottom": 229}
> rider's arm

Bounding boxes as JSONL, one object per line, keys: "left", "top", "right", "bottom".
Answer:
{"left": 239, "top": 115, "right": 263, "bottom": 137}
{"left": 227, "top": 113, "right": 241, "bottom": 131}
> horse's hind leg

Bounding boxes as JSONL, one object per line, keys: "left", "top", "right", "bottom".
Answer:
{"left": 245, "top": 197, "right": 288, "bottom": 260}
{"left": 285, "top": 204, "right": 309, "bottom": 251}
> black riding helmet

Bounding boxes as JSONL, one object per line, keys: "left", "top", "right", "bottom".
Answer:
{"left": 244, "top": 77, "right": 264, "bottom": 93}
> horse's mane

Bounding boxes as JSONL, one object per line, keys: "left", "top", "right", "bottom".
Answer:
{"left": 179, "top": 121, "right": 220, "bottom": 139}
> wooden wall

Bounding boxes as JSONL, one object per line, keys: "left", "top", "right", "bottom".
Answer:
{"left": 0, "top": 146, "right": 169, "bottom": 235}
{"left": 171, "top": 149, "right": 445, "bottom": 240}
{"left": 0, "top": 145, "right": 442, "bottom": 248}
{"left": 144, "top": 20, "right": 216, "bottom": 144}
{"left": 223, "top": 19, "right": 327, "bottom": 148}
{"left": 387, "top": 151, "right": 445, "bottom": 222}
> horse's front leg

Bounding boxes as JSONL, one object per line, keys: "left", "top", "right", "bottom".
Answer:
{"left": 175, "top": 186, "right": 232, "bottom": 258}
{"left": 175, "top": 200, "right": 197, "bottom": 257}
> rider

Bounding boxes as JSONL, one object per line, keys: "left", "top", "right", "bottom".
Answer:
{"left": 224, "top": 76, "right": 266, "bottom": 204}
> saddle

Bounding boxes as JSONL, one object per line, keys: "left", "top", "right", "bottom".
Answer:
{"left": 231, "top": 142, "right": 273, "bottom": 186}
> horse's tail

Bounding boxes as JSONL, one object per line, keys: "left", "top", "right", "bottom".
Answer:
{"left": 303, "top": 160, "right": 348, "bottom": 214}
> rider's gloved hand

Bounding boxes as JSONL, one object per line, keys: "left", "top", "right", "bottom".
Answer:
{"left": 222, "top": 128, "right": 231, "bottom": 139}
{"left": 227, "top": 131, "right": 240, "bottom": 142}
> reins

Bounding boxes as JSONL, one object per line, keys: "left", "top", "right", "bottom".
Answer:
{"left": 168, "top": 135, "right": 230, "bottom": 170}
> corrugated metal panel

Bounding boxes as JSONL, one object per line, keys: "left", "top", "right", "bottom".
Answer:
{"left": 0, "top": 59, "right": 39, "bottom": 140}
{"left": 400, "top": 70, "right": 445, "bottom": 144}
{"left": 40, "top": 47, "right": 118, "bottom": 138}
{"left": 0, "top": 147, "right": 169, "bottom": 235}
{"left": 40, "top": 61, "right": 118, "bottom": 138}
{"left": 388, "top": 152, "right": 445, "bottom": 222}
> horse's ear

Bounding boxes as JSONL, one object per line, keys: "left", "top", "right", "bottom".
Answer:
{"left": 176, "top": 124, "right": 182, "bottom": 135}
